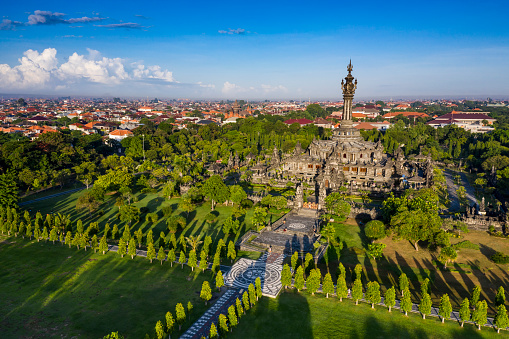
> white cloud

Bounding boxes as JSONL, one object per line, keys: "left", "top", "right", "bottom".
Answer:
{"left": 0, "top": 47, "right": 178, "bottom": 91}
{"left": 222, "top": 82, "right": 287, "bottom": 95}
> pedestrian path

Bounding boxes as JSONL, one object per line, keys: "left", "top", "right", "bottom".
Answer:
{"left": 19, "top": 187, "right": 86, "bottom": 206}
{"left": 180, "top": 288, "right": 242, "bottom": 339}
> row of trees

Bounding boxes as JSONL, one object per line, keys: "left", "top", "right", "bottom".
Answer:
{"left": 281, "top": 262, "right": 509, "bottom": 332}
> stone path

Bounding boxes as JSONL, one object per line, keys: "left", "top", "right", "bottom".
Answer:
{"left": 180, "top": 288, "right": 243, "bottom": 339}
{"left": 224, "top": 257, "right": 283, "bottom": 298}
{"left": 444, "top": 170, "right": 476, "bottom": 211}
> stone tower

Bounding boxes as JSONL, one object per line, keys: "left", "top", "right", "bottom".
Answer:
{"left": 333, "top": 61, "right": 363, "bottom": 142}
{"left": 232, "top": 100, "right": 241, "bottom": 116}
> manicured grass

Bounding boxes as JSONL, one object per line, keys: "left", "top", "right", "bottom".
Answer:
{"left": 230, "top": 291, "right": 503, "bottom": 339}
{"left": 0, "top": 235, "right": 215, "bottom": 338}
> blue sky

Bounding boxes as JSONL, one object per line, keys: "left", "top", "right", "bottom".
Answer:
{"left": 1, "top": 0, "right": 508, "bottom": 100}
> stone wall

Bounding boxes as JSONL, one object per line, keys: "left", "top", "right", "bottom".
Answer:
{"left": 459, "top": 215, "right": 506, "bottom": 233}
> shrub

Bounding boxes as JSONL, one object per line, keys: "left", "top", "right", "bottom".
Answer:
{"left": 162, "top": 206, "right": 173, "bottom": 216}
{"left": 491, "top": 252, "right": 509, "bottom": 264}
{"left": 452, "top": 240, "right": 479, "bottom": 251}
{"left": 240, "top": 199, "right": 254, "bottom": 209}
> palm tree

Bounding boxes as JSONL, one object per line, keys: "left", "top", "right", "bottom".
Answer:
{"left": 186, "top": 235, "right": 203, "bottom": 252}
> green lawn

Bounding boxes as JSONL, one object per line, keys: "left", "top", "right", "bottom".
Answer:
{"left": 0, "top": 235, "right": 215, "bottom": 338}
{"left": 230, "top": 291, "right": 504, "bottom": 339}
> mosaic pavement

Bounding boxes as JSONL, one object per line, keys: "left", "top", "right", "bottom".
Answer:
{"left": 224, "top": 258, "right": 283, "bottom": 298}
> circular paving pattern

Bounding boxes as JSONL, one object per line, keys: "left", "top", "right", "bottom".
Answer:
{"left": 225, "top": 259, "right": 282, "bottom": 290}
{"left": 288, "top": 222, "right": 307, "bottom": 229}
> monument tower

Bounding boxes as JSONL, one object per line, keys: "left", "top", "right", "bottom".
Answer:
{"left": 333, "top": 60, "right": 363, "bottom": 141}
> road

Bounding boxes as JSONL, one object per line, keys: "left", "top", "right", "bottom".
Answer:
{"left": 443, "top": 170, "right": 476, "bottom": 211}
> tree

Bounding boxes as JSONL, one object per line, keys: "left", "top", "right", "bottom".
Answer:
{"left": 199, "top": 250, "right": 208, "bottom": 272}
{"left": 229, "top": 185, "right": 247, "bottom": 206}
{"left": 201, "top": 281, "right": 212, "bottom": 305}
{"left": 118, "top": 238, "right": 127, "bottom": 258}
{"left": 118, "top": 205, "right": 140, "bottom": 226}
{"left": 187, "top": 301, "right": 193, "bottom": 317}
{"left": 49, "top": 227, "right": 58, "bottom": 244}
{"left": 459, "top": 298, "right": 471, "bottom": 327}
{"left": 294, "top": 266, "right": 305, "bottom": 292}
{"left": 157, "top": 246, "right": 166, "bottom": 265}
{"left": 471, "top": 286, "right": 481, "bottom": 308}
{"left": 167, "top": 248, "right": 176, "bottom": 267}
{"left": 147, "top": 242, "right": 156, "bottom": 263}
{"left": 281, "top": 264, "right": 292, "bottom": 289}
{"left": 400, "top": 288, "right": 412, "bottom": 316}
{"left": 242, "top": 291, "right": 250, "bottom": 311}
{"left": 419, "top": 293, "right": 432, "bottom": 319}
{"left": 291, "top": 251, "right": 299, "bottom": 271}
{"left": 364, "top": 220, "right": 386, "bottom": 242}
{"left": 322, "top": 273, "right": 334, "bottom": 298}
{"left": 76, "top": 191, "right": 101, "bottom": 215}
{"left": 252, "top": 207, "right": 268, "bottom": 231}
{"left": 496, "top": 286, "right": 506, "bottom": 307}
{"left": 248, "top": 283, "right": 256, "bottom": 307}
{"left": 216, "top": 270, "right": 224, "bottom": 291}
{"left": 320, "top": 223, "right": 336, "bottom": 244}
{"left": 306, "top": 269, "right": 321, "bottom": 296}
{"left": 438, "top": 246, "right": 457, "bottom": 269}
{"left": 399, "top": 273, "right": 409, "bottom": 296}
{"left": 384, "top": 286, "right": 396, "bottom": 312}
{"left": 209, "top": 322, "right": 218, "bottom": 339}
{"left": 99, "top": 236, "right": 108, "bottom": 254}
{"left": 91, "top": 234, "right": 98, "bottom": 253}
{"left": 165, "top": 311, "right": 174, "bottom": 335}
{"left": 0, "top": 173, "right": 18, "bottom": 208}
{"left": 255, "top": 277, "right": 262, "bottom": 300}
{"left": 188, "top": 249, "right": 197, "bottom": 270}
{"left": 202, "top": 175, "right": 230, "bottom": 210}
{"left": 227, "top": 241, "right": 236, "bottom": 263}
{"left": 178, "top": 250, "right": 186, "bottom": 268}
{"left": 304, "top": 252, "right": 314, "bottom": 272}
{"left": 420, "top": 278, "right": 430, "bottom": 296}
{"left": 135, "top": 229, "right": 143, "bottom": 248}
{"left": 175, "top": 303, "right": 186, "bottom": 330}
{"left": 495, "top": 305, "right": 509, "bottom": 334}
{"left": 178, "top": 198, "right": 195, "bottom": 219}
{"left": 472, "top": 300, "right": 488, "bottom": 330}
{"left": 111, "top": 224, "right": 119, "bottom": 240}
{"left": 336, "top": 274, "right": 348, "bottom": 302}
{"left": 128, "top": 238, "right": 137, "bottom": 259}
{"left": 367, "top": 243, "right": 386, "bottom": 259}
{"left": 218, "top": 313, "right": 228, "bottom": 334}
{"left": 228, "top": 304, "right": 238, "bottom": 329}
{"left": 236, "top": 297, "right": 244, "bottom": 317}
{"left": 352, "top": 279, "right": 363, "bottom": 305}
{"left": 366, "top": 281, "right": 381, "bottom": 308}
{"left": 41, "top": 227, "right": 49, "bottom": 241}
{"left": 74, "top": 161, "right": 98, "bottom": 189}
{"left": 155, "top": 320, "right": 164, "bottom": 339}
{"left": 354, "top": 264, "right": 363, "bottom": 282}
{"left": 438, "top": 293, "right": 452, "bottom": 323}
{"left": 65, "top": 231, "right": 72, "bottom": 247}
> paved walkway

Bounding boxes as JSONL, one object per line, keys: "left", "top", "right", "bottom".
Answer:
{"left": 19, "top": 187, "right": 86, "bottom": 206}
{"left": 444, "top": 170, "right": 476, "bottom": 211}
{"left": 180, "top": 288, "right": 243, "bottom": 339}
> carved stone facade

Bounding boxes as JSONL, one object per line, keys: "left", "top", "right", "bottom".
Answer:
{"left": 251, "top": 62, "right": 431, "bottom": 199}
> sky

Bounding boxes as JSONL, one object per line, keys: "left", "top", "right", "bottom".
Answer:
{"left": 1, "top": 0, "right": 509, "bottom": 100}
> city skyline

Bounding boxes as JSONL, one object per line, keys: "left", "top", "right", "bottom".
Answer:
{"left": 1, "top": 0, "right": 508, "bottom": 99}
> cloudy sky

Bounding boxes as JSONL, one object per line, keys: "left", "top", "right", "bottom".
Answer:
{"left": 1, "top": 0, "right": 508, "bottom": 100}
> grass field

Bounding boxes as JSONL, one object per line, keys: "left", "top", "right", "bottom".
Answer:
{"left": 230, "top": 290, "right": 504, "bottom": 339}
{"left": 0, "top": 235, "right": 216, "bottom": 338}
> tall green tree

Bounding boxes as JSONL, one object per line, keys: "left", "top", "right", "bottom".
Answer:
{"left": 200, "top": 281, "right": 212, "bottom": 305}
{"left": 322, "top": 273, "right": 334, "bottom": 298}
{"left": 248, "top": 283, "right": 256, "bottom": 307}
{"left": 306, "top": 269, "right": 321, "bottom": 296}
{"left": 157, "top": 246, "right": 166, "bottom": 265}
{"left": 228, "top": 305, "right": 238, "bottom": 329}
{"left": 384, "top": 286, "right": 396, "bottom": 312}
{"left": 471, "top": 286, "right": 481, "bottom": 308}
{"left": 366, "top": 281, "right": 381, "bottom": 308}
{"left": 400, "top": 288, "right": 412, "bottom": 316}
{"left": 167, "top": 249, "right": 176, "bottom": 267}
{"left": 336, "top": 274, "right": 348, "bottom": 302}
{"left": 118, "top": 238, "right": 127, "bottom": 258}
{"left": 188, "top": 249, "right": 197, "bottom": 270}
{"left": 128, "top": 238, "right": 136, "bottom": 259}
{"left": 99, "top": 236, "right": 108, "bottom": 254}
{"left": 419, "top": 293, "right": 432, "bottom": 319}
{"left": 155, "top": 320, "right": 164, "bottom": 339}
{"left": 281, "top": 264, "right": 292, "bottom": 289}
{"left": 495, "top": 305, "right": 509, "bottom": 334}
{"left": 147, "top": 242, "right": 156, "bottom": 263}
{"left": 255, "top": 277, "right": 262, "bottom": 300}
{"left": 439, "top": 294, "right": 452, "bottom": 323}
{"left": 216, "top": 270, "right": 224, "bottom": 291}
{"left": 227, "top": 241, "right": 236, "bottom": 263}
{"left": 165, "top": 311, "right": 174, "bottom": 335}
{"left": 399, "top": 273, "right": 409, "bottom": 297}
{"left": 178, "top": 250, "right": 186, "bottom": 268}
{"left": 472, "top": 300, "right": 488, "bottom": 330}
{"left": 175, "top": 303, "right": 186, "bottom": 330}
{"left": 496, "top": 286, "right": 506, "bottom": 306}
{"left": 202, "top": 175, "right": 230, "bottom": 210}
{"left": 291, "top": 251, "right": 299, "bottom": 271}
{"left": 294, "top": 266, "right": 305, "bottom": 292}
{"left": 218, "top": 314, "right": 228, "bottom": 334}
{"left": 459, "top": 298, "right": 471, "bottom": 327}
{"left": 0, "top": 173, "right": 18, "bottom": 208}
{"left": 209, "top": 323, "right": 218, "bottom": 339}
{"left": 352, "top": 279, "right": 363, "bottom": 305}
